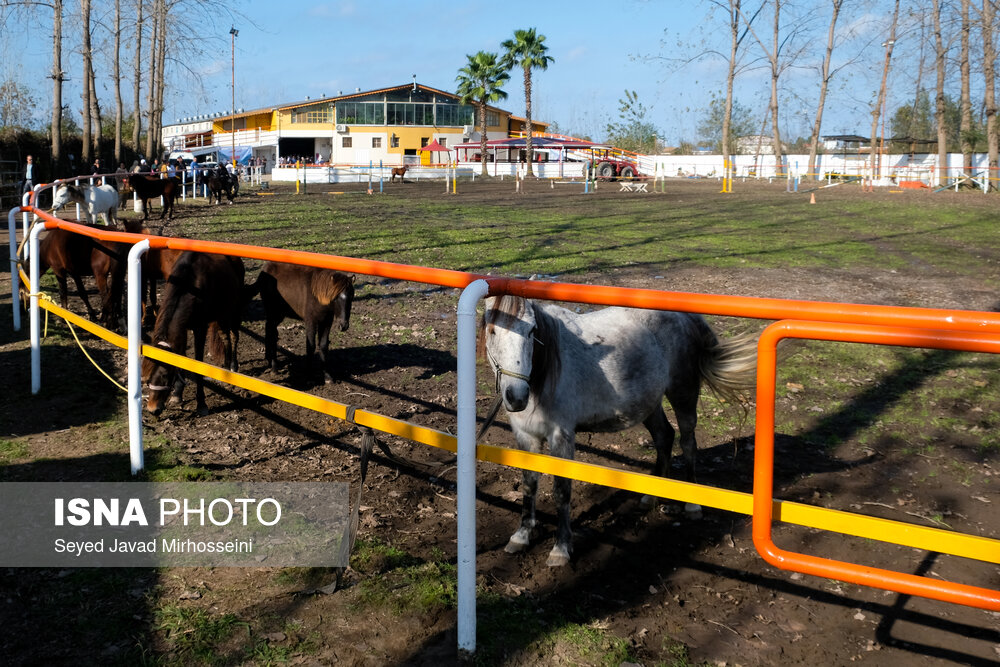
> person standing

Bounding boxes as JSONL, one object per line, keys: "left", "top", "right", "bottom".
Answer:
{"left": 21, "top": 155, "right": 38, "bottom": 195}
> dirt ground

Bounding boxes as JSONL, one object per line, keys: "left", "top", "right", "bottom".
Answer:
{"left": 1, "top": 178, "right": 999, "bottom": 666}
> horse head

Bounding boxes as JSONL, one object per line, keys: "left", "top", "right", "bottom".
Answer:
{"left": 334, "top": 275, "right": 355, "bottom": 332}
{"left": 141, "top": 344, "right": 172, "bottom": 416}
{"left": 50, "top": 184, "right": 80, "bottom": 212}
{"left": 483, "top": 295, "right": 536, "bottom": 412}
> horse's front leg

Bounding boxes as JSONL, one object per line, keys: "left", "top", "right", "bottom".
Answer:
{"left": 70, "top": 273, "right": 98, "bottom": 320}
{"left": 547, "top": 428, "right": 576, "bottom": 567}
{"left": 193, "top": 327, "right": 208, "bottom": 415}
{"left": 316, "top": 322, "right": 334, "bottom": 383}
{"left": 505, "top": 430, "right": 543, "bottom": 555}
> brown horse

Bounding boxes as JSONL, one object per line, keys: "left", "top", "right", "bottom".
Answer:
{"left": 122, "top": 174, "right": 180, "bottom": 220}
{"left": 121, "top": 220, "right": 184, "bottom": 326}
{"left": 390, "top": 165, "right": 407, "bottom": 182}
{"left": 142, "top": 251, "right": 245, "bottom": 415}
{"left": 34, "top": 225, "right": 127, "bottom": 328}
{"left": 249, "top": 262, "right": 355, "bottom": 384}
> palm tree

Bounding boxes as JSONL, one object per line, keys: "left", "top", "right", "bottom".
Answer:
{"left": 501, "top": 28, "right": 554, "bottom": 177}
{"left": 456, "top": 51, "right": 509, "bottom": 177}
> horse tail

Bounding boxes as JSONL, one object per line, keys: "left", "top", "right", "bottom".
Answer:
{"left": 311, "top": 270, "right": 350, "bottom": 305}
{"left": 697, "top": 319, "right": 757, "bottom": 406}
{"left": 206, "top": 322, "right": 228, "bottom": 363}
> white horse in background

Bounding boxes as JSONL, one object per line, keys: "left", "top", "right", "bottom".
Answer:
{"left": 51, "top": 183, "right": 120, "bottom": 227}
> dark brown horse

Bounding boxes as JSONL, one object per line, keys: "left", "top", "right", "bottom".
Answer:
{"left": 390, "top": 165, "right": 407, "bottom": 182}
{"left": 249, "top": 262, "right": 354, "bottom": 384}
{"left": 34, "top": 225, "right": 127, "bottom": 328}
{"left": 142, "top": 251, "right": 245, "bottom": 415}
{"left": 122, "top": 174, "right": 180, "bottom": 220}
{"left": 121, "top": 220, "right": 184, "bottom": 326}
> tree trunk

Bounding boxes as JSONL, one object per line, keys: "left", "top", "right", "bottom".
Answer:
{"left": 50, "top": 0, "right": 64, "bottom": 170}
{"left": 808, "top": 0, "right": 842, "bottom": 182}
{"left": 523, "top": 68, "right": 534, "bottom": 177}
{"left": 933, "top": 0, "right": 948, "bottom": 186}
{"left": 869, "top": 0, "right": 899, "bottom": 184}
{"left": 144, "top": 0, "right": 159, "bottom": 161}
{"left": 152, "top": 0, "right": 167, "bottom": 161}
{"left": 960, "top": 0, "right": 973, "bottom": 179}
{"left": 982, "top": 0, "right": 998, "bottom": 191}
{"left": 81, "top": 0, "right": 92, "bottom": 169}
{"left": 769, "top": 0, "right": 783, "bottom": 176}
{"left": 722, "top": 0, "right": 740, "bottom": 181}
{"left": 479, "top": 102, "right": 489, "bottom": 177}
{"left": 132, "top": 0, "right": 143, "bottom": 155}
{"left": 89, "top": 64, "right": 101, "bottom": 157}
{"left": 114, "top": 0, "right": 123, "bottom": 166}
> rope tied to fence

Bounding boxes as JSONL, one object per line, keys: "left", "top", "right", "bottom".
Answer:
{"left": 25, "top": 290, "right": 127, "bottom": 392}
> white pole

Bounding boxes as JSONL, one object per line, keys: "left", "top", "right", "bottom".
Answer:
{"left": 127, "top": 239, "right": 150, "bottom": 474}
{"left": 21, "top": 191, "right": 31, "bottom": 254}
{"left": 8, "top": 207, "right": 21, "bottom": 331}
{"left": 456, "top": 278, "right": 489, "bottom": 656}
{"left": 29, "top": 221, "right": 45, "bottom": 394}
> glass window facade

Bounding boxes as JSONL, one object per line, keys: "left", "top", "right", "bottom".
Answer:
{"left": 336, "top": 102, "right": 384, "bottom": 125}
{"left": 332, "top": 98, "right": 474, "bottom": 127}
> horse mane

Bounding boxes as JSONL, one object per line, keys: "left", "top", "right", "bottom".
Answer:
{"left": 152, "top": 253, "right": 193, "bottom": 351}
{"left": 311, "top": 270, "right": 353, "bottom": 306}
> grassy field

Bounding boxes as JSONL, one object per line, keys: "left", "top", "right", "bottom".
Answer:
{"left": 2, "top": 177, "right": 999, "bottom": 665}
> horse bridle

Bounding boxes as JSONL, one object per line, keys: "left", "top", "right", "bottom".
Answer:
{"left": 146, "top": 340, "right": 184, "bottom": 392}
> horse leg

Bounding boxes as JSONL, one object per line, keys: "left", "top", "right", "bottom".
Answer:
{"left": 639, "top": 406, "right": 676, "bottom": 508}
{"left": 505, "top": 431, "right": 543, "bottom": 555}
{"left": 264, "top": 316, "right": 280, "bottom": 372}
{"left": 70, "top": 273, "right": 99, "bottom": 320}
{"left": 316, "top": 322, "right": 334, "bottom": 384}
{"left": 666, "top": 388, "right": 702, "bottom": 514}
{"left": 547, "top": 428, "right": 576, "bottom": 567}
{"left": 193, "top": 326, "right": 208, "bottom": 415}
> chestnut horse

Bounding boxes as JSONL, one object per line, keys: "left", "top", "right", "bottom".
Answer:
{"left": 248, "top": 262, "right": 355, "bottom": 384}
{"left": 122, "top": 174, "right": 180, "bottom": 220}
{"left": 142, "top": 251, "right": 245, "bottom": 415}
{"left": 390, "top": 165, "right": 407, "bottom": 182}
{"left": 34, "top": 225, "right": 127, "bottom": 328}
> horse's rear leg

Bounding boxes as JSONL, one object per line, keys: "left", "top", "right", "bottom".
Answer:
{"left": 192, "top": 327, "right": 208, "bottom": 415}
{"left": 316, "top": 323, "right": 334, "bottom": 383}
{"left": 639, "top": 407, "right": 676, "bottom": 508}
{"left": 666, "top": 389, "right": 702, "bottom": 514}
{"left": 264, "top": 317, "right": 280, "bottom": 372}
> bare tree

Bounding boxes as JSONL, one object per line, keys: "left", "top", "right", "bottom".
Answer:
{"left": 738, "top": 0, "right": 806, "bottom": 176}
{"left": 51, "top": 0, "right": 64, "bottom": 170}
{"left": 932, "top": 0, "right": 949, "bottom": 186}
{"left": 143, "top": 0, "right": 160, "bottom": 160}
{"left": 868, "top": 0, "right": 899, "bottom": 182}
{"left": 81, "top": 0, "right": 92, "bottom": 167}
{"left": 959, "top": 0, "right": 973, "bottom": 179}
{"left": 718, "top": 0, "right": 762, "bottom": 180}
{"left": 979, "top": 0, "right": 998, "bottom": 190}
{"left": 131, "top": 0, "right": 143, "bottom": 155}
{"left": 152, "top": 0, "right": 166, "bottom": 158}
{"left": 807, "top": 0, "right": 844, "bottom": 181}
{"left": 113, "top": 0, "right": 123, "bottom": 165}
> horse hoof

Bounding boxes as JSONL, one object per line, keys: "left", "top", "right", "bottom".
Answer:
{"left": 196, "top": 406, "right": 209, "bottom": 417}
{"left": 167, "top": 395, "right": 182, "bottom": 406}
{"left": 639, "top": 494, "right": 659, "bottom": 509}
{"left": 546, "top": 547, "right": 571, "bottom": 567}
{"left": 684, "top": 503, "right": 703, "bottom": 519}
{"left": 504, "top": 531, "right": 531, "bottom": 554}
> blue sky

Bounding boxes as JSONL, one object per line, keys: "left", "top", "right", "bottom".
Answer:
{"left": 4, "top": 0, "right": 900, "bottom": 145}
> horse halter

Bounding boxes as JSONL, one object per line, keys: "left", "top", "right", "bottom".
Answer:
{"left": 485, "top": 332, "right": 534, "bottom": 393}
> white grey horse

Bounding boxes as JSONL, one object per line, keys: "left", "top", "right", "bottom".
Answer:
{"left": 482, "top": 294, "right": 757, "bottom": 567}
{"left": 51, "top": 183, "right": 120, "bottom": 226}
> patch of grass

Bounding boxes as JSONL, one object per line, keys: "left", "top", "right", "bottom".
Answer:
{"left": 0, "top": 438, "right": 30, "bottom": 463}
{"left": 354, "top": 560, "right": 456, "bottom": 615}
{"left": 142, "top": 436, "right": 214, "bottom": 482}
{"left": 154, "top": 605, "right": 249, "bottom": 664}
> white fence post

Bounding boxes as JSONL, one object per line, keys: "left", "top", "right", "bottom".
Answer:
{"left": 456, "top": 278, "right": 489, "bottom": 656}
{"left": 29, "top": 221, "right": 45, "bottom": 394}
{"left": 127, "top": 239, "right": 150, "bottom": 474}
